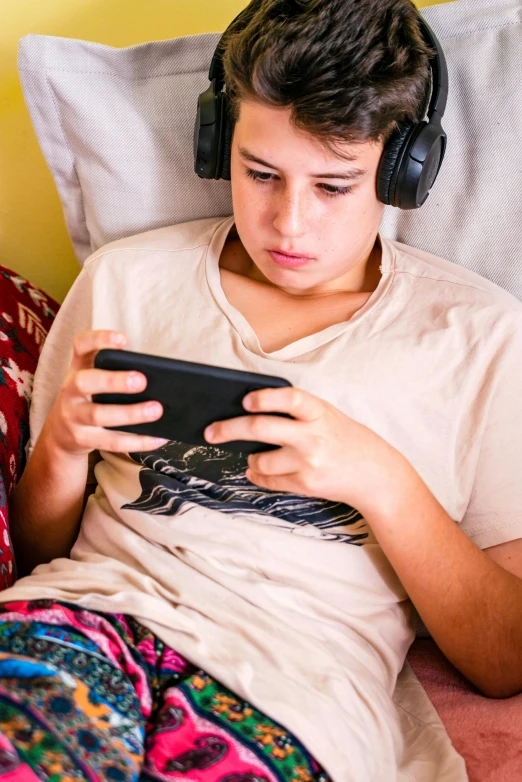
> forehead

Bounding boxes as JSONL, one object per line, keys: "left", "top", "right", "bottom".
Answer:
{"left": 234, "top": 100, "right": 382, "bottom": 169}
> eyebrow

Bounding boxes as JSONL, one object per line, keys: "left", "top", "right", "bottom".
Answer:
{"left": 239, "top": 146, "right": 367, "bottom": 180}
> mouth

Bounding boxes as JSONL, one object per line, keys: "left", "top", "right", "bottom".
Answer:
{"left": 267, "top": 249, "right": 313, "bottom": 268}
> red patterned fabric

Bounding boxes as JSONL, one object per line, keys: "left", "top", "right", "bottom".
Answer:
{"left": 0, "top": 266, "right": 58, "bottom": 588}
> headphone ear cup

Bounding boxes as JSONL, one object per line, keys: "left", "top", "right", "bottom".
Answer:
{"left": 397, "top": 122, "right": 446, "bottom": 209}
{"left": 194, "top": 84, "right": 219, "bottom": 179}
{"left": 218, "top": 99, "right": 234, "bottom": 181}
{"left": 377, "top": 124, "right": 414, "bottom": 206}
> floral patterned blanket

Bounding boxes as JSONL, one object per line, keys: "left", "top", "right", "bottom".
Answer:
{"left": 0, "top": 266, "right": 57, "bottom": 587}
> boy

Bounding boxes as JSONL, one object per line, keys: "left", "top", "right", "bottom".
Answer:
{"left": 3, "top": 0, "right": 522, "bottom": 780}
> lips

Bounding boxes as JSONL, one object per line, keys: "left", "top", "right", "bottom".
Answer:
{"left": 269, "top": 248, "right": 313, "bottom": 259}
{"left": 268, "top": 250, "right": 313, "bottom": 268}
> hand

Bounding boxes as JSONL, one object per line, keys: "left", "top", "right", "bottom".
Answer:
{"left": 204, "top": 386, "right": 408, "bottom": 515}
{"left": 45, "top": 330, "right": 168, "bottom": 457}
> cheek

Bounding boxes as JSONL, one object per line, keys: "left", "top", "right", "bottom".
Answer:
{"left": 231, "top": 169, "right": 251, "bottom": 203}
{"left": 338, "top": 182, "right": 384, "bottom": 224}
{"left": 230, "top": 181, "right": 263, "bottom": 249}
{"left": 231, "top": 177, "right": 268, "bottom": 226}
{"left": 319, "top": 191, "right": 384, "bottom": 249}
{"left": 231, "top": 176, "right": 248, "bottom": 218}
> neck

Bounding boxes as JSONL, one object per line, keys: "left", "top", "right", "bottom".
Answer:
{"left": 220, "top": 230, "right": 382, "bottom": 299}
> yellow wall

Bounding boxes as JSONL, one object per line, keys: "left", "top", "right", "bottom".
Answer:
{"left": 1, "top": 0, "right": 452, "bottom": 302}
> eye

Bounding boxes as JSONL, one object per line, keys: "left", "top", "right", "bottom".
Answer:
{"left": 245, "top": 168, "right": 354, "bottom": 197}
{"left": 319, "top": 183, "right": 354, "bottom": 197}
{"left": 245, "top": 168, "right": 275, "bottom": 184}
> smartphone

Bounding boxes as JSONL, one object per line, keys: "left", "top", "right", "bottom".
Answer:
{"left": 93, "top": 349, "right": 294, "bottom": 454}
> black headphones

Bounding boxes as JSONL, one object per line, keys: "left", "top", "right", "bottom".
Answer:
{"left": 194, "top": 8, "right": 448, "bottom": 211}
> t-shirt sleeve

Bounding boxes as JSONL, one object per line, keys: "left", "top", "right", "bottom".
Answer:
{"left": 458, "top": 316, "right": 522, "bottom": 549}
{"left": 28, "top": 265, "right": 96, "bottom": 478}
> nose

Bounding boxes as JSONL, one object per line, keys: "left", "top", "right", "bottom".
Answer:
{"left": 272, "top": 184, "right": 309, "bottom": 237}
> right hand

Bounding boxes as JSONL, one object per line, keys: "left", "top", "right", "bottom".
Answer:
{"left": 45, "top": 330, "right": 168, "bottom": 457}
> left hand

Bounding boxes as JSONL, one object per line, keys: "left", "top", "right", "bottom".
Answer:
{"left": 204, "top": 386, "right": 408, "bottom": 513}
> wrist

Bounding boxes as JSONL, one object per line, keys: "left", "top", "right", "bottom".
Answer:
{"left": 40, "top": 412, "right": 90, "bottom": 466}
{"left": 354, "top": 445, "right": 423, "bottom": 523}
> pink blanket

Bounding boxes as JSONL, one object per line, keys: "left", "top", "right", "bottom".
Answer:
{"left": 408, "top": 640, "right": 522, "bottom": 781}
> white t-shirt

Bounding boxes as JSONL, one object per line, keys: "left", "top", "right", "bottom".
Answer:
{"left": 28, "top": 213, "right": 522, "bottom": 548}
{"left": 3, "top": 214, "right": 521, "bottom": 781}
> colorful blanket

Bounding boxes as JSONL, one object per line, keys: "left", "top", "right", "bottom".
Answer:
{"left": 0, "top": 267, "right": 57, "bottom": 587}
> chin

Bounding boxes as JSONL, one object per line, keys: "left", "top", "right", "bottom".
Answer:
{"left": 264, "top": 268, "right": 316, "bottom": 289}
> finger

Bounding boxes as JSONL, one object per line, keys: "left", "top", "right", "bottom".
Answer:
{"left": 78, "top": 429, "right": 168, "bottom": 453}
{"left": 247, "top": 447, "right": 300, "bottom": 477}
{"left": 72, "top": 368, "right": 147, "bottom": 398}
{"left": 245, "top": 467, "right": 304, "bottom": 495}
{"left": 76, "top": 400, "right": 163, "bottom": 429}
{"left": 72, "top": 330, "right": 127, "bottom": 365}
{"left": 205, "top": 413, "right": 301, "bottom": 448}
{"left": 243, "top": 386, "right": 323, "bottom": 423}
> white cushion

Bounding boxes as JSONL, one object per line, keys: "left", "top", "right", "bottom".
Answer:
{"left": 18, "top": 32, "right": 231, "bottom": 263}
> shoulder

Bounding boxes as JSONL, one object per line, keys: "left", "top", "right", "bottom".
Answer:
{"left": 83, "top": 215, "right": 233, "bottom": 273}
{"left": 385, "top": 237, "right": 522, "bottom": 326}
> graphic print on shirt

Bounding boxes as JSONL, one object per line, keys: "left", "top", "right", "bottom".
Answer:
{"left": 123, "top": 440, "right": 375, "bottom": 545}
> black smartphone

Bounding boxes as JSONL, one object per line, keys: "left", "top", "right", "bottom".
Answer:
{"left": 93, "top": 349, "right": 294, "bottom": 454}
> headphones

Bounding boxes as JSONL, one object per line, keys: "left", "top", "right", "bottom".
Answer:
{"left": 194, "top": 8, "right": 448, "bottom": 210}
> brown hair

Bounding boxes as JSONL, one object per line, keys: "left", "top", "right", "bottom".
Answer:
{"left": 222, "top": 0, "right": 433, "bottom": 155}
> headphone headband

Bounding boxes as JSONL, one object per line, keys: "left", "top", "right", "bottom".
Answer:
{"left": 195, "top": 6, "right": 449, "bottom": 209}
{"left": 420, "top": 19, "right": 448, "bottom": 122}
{"left": 208, "top": 7, "right": 251, "bottom": 88}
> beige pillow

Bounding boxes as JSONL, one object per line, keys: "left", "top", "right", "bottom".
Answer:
{"left": 18, "top": 32, "right": 231, "bottom": 263}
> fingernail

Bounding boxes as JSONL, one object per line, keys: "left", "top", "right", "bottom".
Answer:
{"left": 146, "top": 403, "right": 162, "bottom": 419}
{"left": 128, "top": 373, "right": 144, "bottom": 390}
{"left": 111, "top": 333, "right": 125, "bottom": 345}
{"left": 204, "top": 425, "right": 215, "bottom": 441}
{"left": 154, "top": 438, "right": 169, "bottom": 446}
{"left": 243, "top": 395, "right": 253, "bottom": 410}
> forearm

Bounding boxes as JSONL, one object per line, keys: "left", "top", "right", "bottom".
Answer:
{"left": 359, "top": 456, "right": 522, "bottom": 699}
{"left": 9, "top": 421, "right": 88, "bottom": 577}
